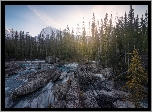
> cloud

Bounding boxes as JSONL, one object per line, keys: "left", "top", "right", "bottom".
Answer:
{"left": 27, "top": 5, "right": 61, "bottom": 29}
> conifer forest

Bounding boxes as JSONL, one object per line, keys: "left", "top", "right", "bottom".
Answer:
{"left": 5, "top": 5, "right": 149, "bottom": 108}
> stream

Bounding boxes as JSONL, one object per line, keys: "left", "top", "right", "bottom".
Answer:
{"left": 5, "top": 61, "right": 77, "bottom": 108}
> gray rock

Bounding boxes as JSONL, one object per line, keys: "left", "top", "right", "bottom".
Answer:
{"left": 59, "top": 71, "right": 67, "bottom": 80}
{"left": 46, "top": 56, "right": 57, "bottom": 64}
{"left": 57, "top": 60, "right": 65, "bottom": 67}
{"left": 51, "top": 70, "right": 61, "bottom": 82}
{"left": 52, "top": 100, "right": 66, "bottom": 108}
{"left": 100, "top": 68, "right": 112, "bottom": 79}
{"left": 52, "top": 81, "right": 69, "bottom": 100}
{"left": 5, "top": 62, "right": 24, "bottom": 78}
{"left": 113, "top": 100, "right": 135, "bottom": 108}
{"left": 66, "top": 101, "right": 74, "bottom": 108}
{"left": 101, "top": 80, "right": 114, "bottom": 91}
{"left": 14, "top": 81, "right": 57, "bottom": 108}
{"left": 12, "top": 69, "right": 58, "bottom": 100}
{"left": 83, "top": 91, "right": 99, "bottom": 108}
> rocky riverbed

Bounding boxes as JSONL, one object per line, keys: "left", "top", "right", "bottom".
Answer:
{"left": 5, "top": 61, "right": 147, "bottom": 108}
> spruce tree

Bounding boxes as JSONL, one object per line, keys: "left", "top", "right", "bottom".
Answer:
{"left": 125, "top": 47, "right": 148, "bottom": 108}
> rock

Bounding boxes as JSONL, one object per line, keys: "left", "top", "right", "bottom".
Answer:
{"left": 51, "top": 70, "right": 61, "bottom": 82}
{"left": 56, "top": 58, "right": 60, "bottom": 62}
{"left": 5, "top": 96, "right": 13, "bottom": 108}
{"left": 66, "top": 101, "right": 74, "bottom": 108}
{"left": 46, "top": 56, "right": 57, "bottom": 64}
{"left": 37, "top": 62, "right": 42, "bottom": 69}
{"left": 12, "top": 69, "right": 57, "bottom": 100}
{"left": 79, "top": 65, "right": 87, "bottom": 71}
{"left": 14, "top": 81, "right": 57, "bottom": 108}
{"left": 113, "top": 100, "right": 135, "bottom": 108}
{"left": 95, "top": 90, "right": 118, "bottom": 108}
{"left": 83, "top": 91, "right": 100, "bottom": 108}
{"left": 57, "top": 60, "right": 65, "bottom": 67}
{"left": 5, "top": 62, "right": 24, "bottom": 78}
{"left": 82, "top": 89, "right": 129, "bottom": 108}
{"left": 101, "top": 80, "right": 114, "bottom": 91}
{"left": 92, "top": 68, "right": 98, "bottom": 73}
{"left": 6, "top": 61, "right": 133, "bottom": 108}
{"left": 77, "top": 68, "right": 104, "bottom": 91}
{"left": 59, "top": 71, "right": 67, "bottom": 80}
{"left": 66, "top": 88, "right": 79, "bottom": 101}
{"left": 97, "top": 90, "right": 117, "bottom": 99}
{"left": 52, "top": 81, "right": 69, "bottom": 100}
{"left": 96, "top": 94, "right": 115, "bottom": 108}
{"left": 65, "top": 78, "right": 82, "bottom": 108}
{"left": 95, "top": 74, "right": 105, "bottom": 81}
{"left": 52, "top": 100, "right": 66, "bottom": 108}
{"left": 112, "top": 89, "right": 129, "bottom": 99}
{"left": 100, "top": 68, "right": 112, "bottom": 79}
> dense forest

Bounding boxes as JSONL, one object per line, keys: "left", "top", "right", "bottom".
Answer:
{"left": 5, "top": 5, "right": 148, "bottom": 70}
{"left": 5, "top": 5, "right": 148, "bottom": 108}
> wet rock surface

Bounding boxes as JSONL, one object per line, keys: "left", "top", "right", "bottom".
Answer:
{"left": 5, "top": 62, "right": 24, "bottom": 78}
{"left": 12, "top": 69, "right": 59, "bottom": 100}
{"left": 5, "top": 61, "right": 142, "bottom": 108}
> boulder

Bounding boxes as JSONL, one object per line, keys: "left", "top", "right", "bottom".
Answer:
{"left": 59, "top": 71, "right": 67, "bottom": 80}
{"left": 37, "top": 62, "right": 42, "bottom": 69}
{"left": 12, "top": 69, "right": 57, "bottom": 100}
{"left": 65, "top": 78, "right": 82, "bottom": 108}
{"left": 51, "top": 70, "right": 61, "bottom": 82}
{"left": 51, "top": 100, "right": 66, "bottom": 108}
{"left": 100, "top": 68, "right": 112, "bottom": 79}
{"left": 52, "top": 81, "right": 69, "bottom": 100}
{"left": 57, "top": 60, "right": 65, "bottom": 67}
{"left": 46, "top": 56, "right": 57, "bottom": 64}
{"left": 56, "top": 57, "right": 60, "bottom": 63}
{"left": 14, "top": 81, "right": 57, "bottom": 108}
{"left": 83, "top": 91, "right": 100, "bottom": 108}
{"left": 77, "top": 68, "right": 104, "bottom": 91}
{"left": 95, "top": 74, "right": 105, "bottom": 81}
{"left": 5, "top": 62, "right": 24, "bottom": 78}
{"left": 82, "top": 88, "right": 130, "bottom": 108}
{"left": 101, "top": 80, "right": 114, "bottom": 91}
{"left": 113, "top": 100, "right": 135, "bottom": 108}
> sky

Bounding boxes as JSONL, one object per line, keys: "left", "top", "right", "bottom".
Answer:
{"left": 5, "top": 5, "right": 148, "bottom": 37}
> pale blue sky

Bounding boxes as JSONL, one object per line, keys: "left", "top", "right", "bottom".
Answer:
{"left": 5, "top": 5, "right": 148, "bottom": 37}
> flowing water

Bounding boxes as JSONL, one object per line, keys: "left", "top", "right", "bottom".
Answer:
{"left": 5, "top": 61, "right": 77, "bottom": 108}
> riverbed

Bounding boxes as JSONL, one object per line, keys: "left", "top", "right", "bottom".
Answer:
{"left": 5, "top": 61, "right": 78, "bottom": 108}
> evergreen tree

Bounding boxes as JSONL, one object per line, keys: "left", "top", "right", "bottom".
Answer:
{"left": 125, "top": 47, "right": 148, "bottom": 108}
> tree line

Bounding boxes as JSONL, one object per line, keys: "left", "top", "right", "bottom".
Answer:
{"left": 5, "top": 5, "right": 148, "bottom": 69}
